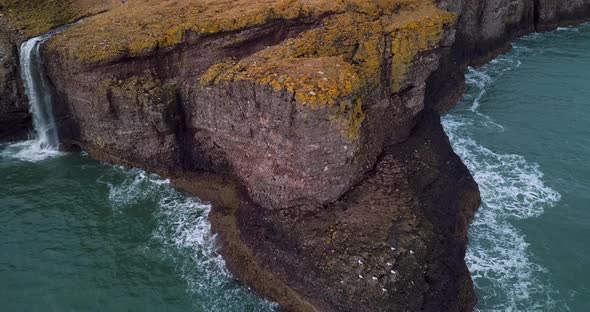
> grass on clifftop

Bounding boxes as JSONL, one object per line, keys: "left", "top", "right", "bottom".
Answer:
{"left": 0, "top": 0, "right": 120, "bottom": 37}
{"left": 49, "top": 0, "right": 446, "bottom": 63}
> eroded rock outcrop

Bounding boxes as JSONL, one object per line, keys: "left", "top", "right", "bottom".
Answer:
{"left": 39, "top": 1, "right": 479, "bottom": 309}
{"left": 537, "top": 0, "right": 590, "bottom": 31}
{"left": 203, "top": 112, "right": 479, "bottom": 311}
{"left": 438, "top": 0, "right": 590, "bottom": 68}
{"left": 45, "top": 0, "right": 457, "bottom": 212}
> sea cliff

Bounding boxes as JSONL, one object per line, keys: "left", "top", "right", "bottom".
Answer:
{"left": 1, "top": 0, "right": 589, "bottom": 310}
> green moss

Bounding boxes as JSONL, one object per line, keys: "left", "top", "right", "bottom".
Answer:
{"left": 0, "top": 0, "right": 117, "bottom": 37}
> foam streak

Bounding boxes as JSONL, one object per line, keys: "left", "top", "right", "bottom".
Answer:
{"left": 443, "top": 49, "right": 565, "bottom": 311}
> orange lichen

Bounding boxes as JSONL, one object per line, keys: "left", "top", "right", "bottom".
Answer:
{"left": 201, "top": 6, "right": 454, "bottom": 103}
{"left": 49, "top": 0, "right": 334, "bottom": 63}
{"left": 44, "top": 0, "right": 456, "bottom": 141}
{"left": 389, "top": 12, "right": 455, "bottom": 91}
{"left": 48, "top": 0, "right": 446, "bottom": 63}
{"left": 203, "top": 55, "right": 361, "bottom": 109}
{"left": 198, "top": 1, "right": 455, "bottom": 139}
{"left": 330, "top": 98, "right": 366, "bottom": 140}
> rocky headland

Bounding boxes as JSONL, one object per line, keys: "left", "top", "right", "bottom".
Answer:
{"left": 1, "top": 0, "right": 589, "bottom": 311}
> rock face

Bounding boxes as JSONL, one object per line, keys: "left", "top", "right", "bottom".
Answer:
{"left": 537, "top": 0, "right": 590, "bottom": 31}
{"left": 438, "top": 0, "right": 590, "bottom": 67}
{"left": 45, "top": 1, "right": 457, "bottom": 212}
{"left": 439, "top": 0, "right": 535, "bottom": 67}
{"left": 1, "top": 0, "right": 590, "bottom": 311}
{"left": 208, "top": 112, "right": 480, "bottom": 311}
{"left": 38, "top": 3, "right": 477, "bottom": 309}
{"left": 0, "top": 17, "right": 29, "bottom": 141}
{"left": 0, "top": 0, "right": 122, "bottom": 141}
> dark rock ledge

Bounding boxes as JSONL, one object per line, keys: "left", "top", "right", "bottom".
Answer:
{"left": 198, "top": 112, "right": 480, "bottom": 311}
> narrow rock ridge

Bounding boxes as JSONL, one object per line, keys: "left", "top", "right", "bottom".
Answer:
{"left": 1, "top": 1, "right": 589, "bottom": 311}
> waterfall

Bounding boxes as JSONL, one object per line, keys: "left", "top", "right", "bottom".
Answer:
{"left": 19, "top": 29, "right": 63, "bottom": 150}
{"left": 0, "top": 28, "right": 68, "bottom": 161}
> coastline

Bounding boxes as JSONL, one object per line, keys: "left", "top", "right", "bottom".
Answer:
{"left": 1, "top": 1, "right": 590, "bottom": 310}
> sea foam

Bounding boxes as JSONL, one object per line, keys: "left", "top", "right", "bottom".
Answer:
{"left": 443, "top": 49, "right": 566, "bottom": 311}
{"left": 0, "top": 140, "right": 63, "bottom": 162}
{"left": 100, "top": 166, "right": 277, "bottom": 311}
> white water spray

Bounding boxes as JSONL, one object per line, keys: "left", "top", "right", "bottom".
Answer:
{"left": 443, "top": 45, "right": 565, "bottom": 311}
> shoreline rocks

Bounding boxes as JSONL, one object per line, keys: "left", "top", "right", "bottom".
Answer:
{"left": 428, "top": 0, "right": 590, "bottom": 111}
{"left": 39, "top": 4, "right": 478, "bottom": 308}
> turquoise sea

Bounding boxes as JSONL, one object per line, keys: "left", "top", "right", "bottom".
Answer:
{"left": 1, "top": 22, "right": 589, "bottom": 312}
{"left": 444, "top": 23, "right": 590, "bottom": 311}
{"left": 0, "top": 146, "right": 275, "bottom": 311}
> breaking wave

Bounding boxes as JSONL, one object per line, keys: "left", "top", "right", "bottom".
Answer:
{"left": 99, "top": 166, "right": 277, "bottom": 311}
{"left": 0, "top": 140, "right": 63, "bottom": 162}
{"left": 442, "top": 42, "right": 566, "bottom": 311}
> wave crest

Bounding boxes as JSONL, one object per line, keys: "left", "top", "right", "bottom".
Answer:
{"left": 443, "top": 46, "right": 566, "bottom": 311}
{"left": 100, "top": 167, "right": 277, "bottom": 311}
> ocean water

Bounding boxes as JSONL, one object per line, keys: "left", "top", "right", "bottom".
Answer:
{"left": 443, "top": 24, "right": 590, "bottom": 311}
{"left": 0, "top": 142, "right": 276, "bottom": 311}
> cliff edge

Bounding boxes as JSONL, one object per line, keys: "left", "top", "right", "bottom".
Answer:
{"left": 44, "top": 1, "right": 480, "bottom": 310}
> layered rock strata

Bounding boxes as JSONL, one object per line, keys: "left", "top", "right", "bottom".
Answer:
{"left": 202, "top": 112, "right": 480, "bottom": 311}
{"left": 0, "top": 0, "right": 122, "bottom": 140}
{"left": 45, "top": 0, "right": 457, "bottom": 213}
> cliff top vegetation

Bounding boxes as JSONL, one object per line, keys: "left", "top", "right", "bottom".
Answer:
{"left": 43, "top": 0, "right": 455, "bottom": 140}
{"left": 47, "top": 0, "right": 450, "bottom": 63}
{"left": 0, "top": 0, "right": 120, "bottom": 37}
